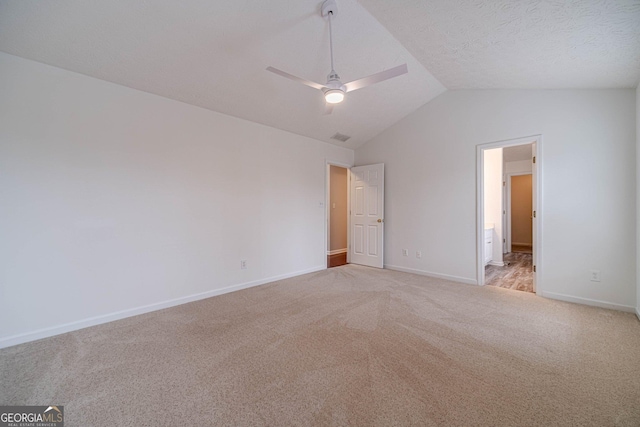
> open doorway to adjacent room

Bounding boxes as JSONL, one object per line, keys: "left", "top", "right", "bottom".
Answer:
{"left": 327, "top": 164, "right": 349, "bottom": 268}
{"left": 477, "top": 136, "right": 541, "bottom": 294}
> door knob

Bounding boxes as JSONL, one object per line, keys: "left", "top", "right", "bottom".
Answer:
{"left": 377, "top": 219, "right": 383, "bottom": 223}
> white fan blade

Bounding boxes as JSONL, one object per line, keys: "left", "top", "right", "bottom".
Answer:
{"left": 323, "top": 103, "right": 334, "bottom": 115}
{"left": 266, "top": 66, "right": 326, "bottom": 91}
{"left": 344, "top": 63, "right": 408, "bottom": 92}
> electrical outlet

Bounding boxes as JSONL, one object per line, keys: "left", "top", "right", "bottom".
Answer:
{"left": 416, "top": 251, "right": 422, "bottom": 259}
{"left": 241, "top": 260, "right": 247, "bottom": 270}
{"left": 590, "top": 270, "right": 601, "bottom": 282}
{"left": 402, "top": 249, "right": 408, "bottom": 256}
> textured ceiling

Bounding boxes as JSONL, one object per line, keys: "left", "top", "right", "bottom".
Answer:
{"left": 0, "top": 0, "right": 445, "bottom": 149}
{"left": 359, "top": 0, "right": 640, "bottom": 89}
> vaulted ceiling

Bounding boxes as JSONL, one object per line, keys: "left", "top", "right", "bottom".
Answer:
{"left": 1, "top": 1, "right": 638, "bottom": 149}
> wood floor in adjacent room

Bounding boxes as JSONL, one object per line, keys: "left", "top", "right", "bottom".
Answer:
{"left": 485, "top": 251, "right": 534, "bottom": 293}
{"left": 327, "top": 252, "right": 347, "bottom": 268}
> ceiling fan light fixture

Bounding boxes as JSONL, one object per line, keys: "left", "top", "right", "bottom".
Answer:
{"left": 324, "top": 89, "right": 345, "bottom": 104}
{"left": 265, "top": 0, "right": 408, "bottom": 114}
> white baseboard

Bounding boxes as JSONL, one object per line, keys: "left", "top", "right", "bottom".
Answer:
{"left": 487, "top": 261, "right": 505, "bottom": 267}
{"left": 636, "top": 307, "right": 640, "bottom": 321}
{"left": 0, "top": 265, "right": 325, "bottom": 349}
{"left": 327, "top": 248, "right": 347, "bottom": 256}
{"left": 384, "top": 264, "right": 477, "bottom": 285}
{"left": 540, "top": 291, "right": 636, "bottom": 313}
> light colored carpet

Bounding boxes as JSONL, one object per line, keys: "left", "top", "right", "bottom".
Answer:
{"left": 1, "top": 265, "right": 639, "bottom": 426}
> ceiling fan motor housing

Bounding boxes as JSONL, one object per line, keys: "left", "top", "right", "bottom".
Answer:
{"left": 323, "top": 75, "right": 346, "bottom": 94}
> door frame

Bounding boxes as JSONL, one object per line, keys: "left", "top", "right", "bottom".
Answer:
{"left": 505, "top": 172, "right": 532, "bottom": 253}
{"left": 476, "top": 135, "right": 543, "bottom": 294}
{"left": 325, "top": 160, "right": 352, "bottom": 267}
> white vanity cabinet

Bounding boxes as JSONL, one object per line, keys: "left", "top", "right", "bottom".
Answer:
{"left": 484, "top": 228, "right": 493, "bottom": 266}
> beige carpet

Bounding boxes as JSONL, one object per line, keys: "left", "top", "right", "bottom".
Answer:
{"left": 1, "top": 265, "right": 639, "bottom": 426}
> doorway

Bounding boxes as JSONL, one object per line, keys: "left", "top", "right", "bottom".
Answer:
{"left": 327, "top": 164, "right": 349, "bottom": 268}
{"left": 477, "top": 136, "right": 542, "bottom": 294}
{"left": 325, "top": 162, "right": 386, "bottom": 269}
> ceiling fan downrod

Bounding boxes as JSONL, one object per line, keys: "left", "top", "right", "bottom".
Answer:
{"left": 321, "top": 0, "right": 345, "bottom": 103}
{"left": 327, "top": 5, "right": 336, "bottom": 78}
{"left": 265, "top": 0, "right": 408, "bottom": 110}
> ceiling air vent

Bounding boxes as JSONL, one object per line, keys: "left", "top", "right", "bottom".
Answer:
{"left": 331, "top": 132, "right": 351, "bottom": 142}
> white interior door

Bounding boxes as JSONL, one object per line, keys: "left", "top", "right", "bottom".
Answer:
{"left": 350, "top": 164, "right": 384, "bottom": 268}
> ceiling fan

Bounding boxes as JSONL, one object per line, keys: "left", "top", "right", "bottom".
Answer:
{"left": 266, "top": 0, "right": 408, "bottom": 113}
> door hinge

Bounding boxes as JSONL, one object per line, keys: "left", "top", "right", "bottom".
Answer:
{"left": 503, "top": 210, "right": 506, "bottom": 215}
{"left": 533, "top": 210, "right": 536, "bottom": 218}
{"left": 503, "top": 181, "right": 506, "bottom": 186}
{"left": 533, "top": 265, "right": 536, "bottom": 273}
{"left": 533, "top": 156, "right": 536, "bottom": 164}
{"left": 503, "top": 238, "right": 506, "bottom": 243}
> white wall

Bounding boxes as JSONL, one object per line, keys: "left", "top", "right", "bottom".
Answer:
{"left": 0, "top": 52, "right": 353, "bottom": 346}
{"left": 505, "top": 160, "right": 532, "bottom": 174}
{"left": 483, "top": 148, "right": 503, "bottom": 265}
{"left": 356, "top": 89, "right": 636, "bottom": 310}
